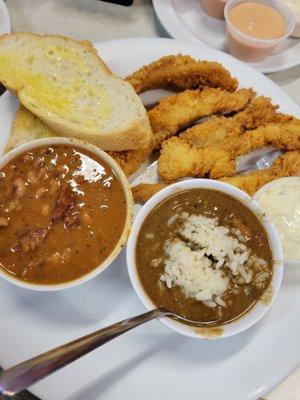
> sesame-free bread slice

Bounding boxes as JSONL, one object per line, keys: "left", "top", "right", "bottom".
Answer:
{"left": 0, "top": 33, "right": 152, "bottom": 151}
{"left": 5, "top": 105, "right": 56, "bottom": 153}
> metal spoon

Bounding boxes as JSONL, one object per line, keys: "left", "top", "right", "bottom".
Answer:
{"left": 0, "top": 308, "right": 216, "bottom": 396}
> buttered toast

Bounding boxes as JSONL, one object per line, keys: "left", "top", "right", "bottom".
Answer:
{"left": 0, "top": 33, "right": 152, "bottom": 151}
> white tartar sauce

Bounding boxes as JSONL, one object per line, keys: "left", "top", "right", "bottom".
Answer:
{"left": 255, "top": 177, "right": 300, "bottom": 261}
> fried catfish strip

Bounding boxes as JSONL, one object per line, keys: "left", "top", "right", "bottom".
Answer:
{"left": 230, "top": 121, "right": 300, "bottom": 157}
{"left": 231, "top": 96, "right": 279, "bottom": 130}
{"left": 180, "top": 116, "right": 241, "bottom": 148}
{"left": 109, "top": 88, "right": 254, "bottom": 176}
{"left": 132, "top": 182, "right": 168, "bottom": 203}
{"left": 179, "top": 96, "right": 279, "bottom": 148}
{"left": 221, "top": 151, "right": 300, "bottom": 196}
{"left": 126, "top": 54, "right": 238, "bottom": 93}
{"left": 149, "top": 87, "right": 255, "bottom": 148}
{"left": 109, "top": 146, "right": 153, "bottom": 177}
{"left": 158, "top": 137, "right": 235, "bottom": 182}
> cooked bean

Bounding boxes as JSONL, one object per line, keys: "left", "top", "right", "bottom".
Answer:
{"left": 27, "top": 170, "right": 38, "bottom": 184}
{"left": 36, "top": 187, "right": 48, "bottom": 199}
{"left": 13, "top": 177, "right": 26, "bottom": 197}
{"left": 41, "top": 204, "right": 50, "bottom": 217}
{"left": 49, "top": 179, "right": 60, "bottom": 195}
{"left": 0, "top": 217, "right": 9, "bottom": 227}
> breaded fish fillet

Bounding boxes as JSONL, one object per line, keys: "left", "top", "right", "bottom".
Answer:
{"left": 180, "top": 116, "right": 241, "bottom": 148}
{"left": 108, "top": 147, "right": 153, "bottom": 177}
{"left": 149, "top": 87, "right": 255, "bottom": 148}
{"left": 230, "top": 121, "right": 300, "bottom": 157}
{"left": 179, "top": 96, "right": 279, "bottom": 148}
{"left": 132, "top": 182, "right": 168, "bottom": 203}
{"left": 158, "top": 137, "right": 235, "bottom": 181}
{"left": 112, "top": 87, "right": 254, "bottom": 176}
{"left": 221, "top": 151, "right": 300, "bottom": 195}
{"left": 126, "top": 54, "right": 238, "bottom": 94}
{"left": 231, "top": 96, "right": 279, "bottom": 130}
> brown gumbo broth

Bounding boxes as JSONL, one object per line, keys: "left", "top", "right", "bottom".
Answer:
{"left": 136, "top": 189, "right": 273, "bottom": 325}
{"left": 0, "top": 145, "right": 127, "bottom": 284}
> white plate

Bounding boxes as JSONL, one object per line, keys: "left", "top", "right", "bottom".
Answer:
{"left": 0, "top": 38, "right": 300, "bottom": 400}
{"left": 152, "top": 0, "right": 300, "bottom": 74}
{"left": 0, "top": 0, "right": 10, "bottom": 34}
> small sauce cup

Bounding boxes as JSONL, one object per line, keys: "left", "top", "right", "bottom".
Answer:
{"left": 199, "top": 0, "right": 227, "bottom": 19}
{"left": 254, "top": 177, "right": 300, "bottom": 268}
{"left": 224, "top": 0, "right": 296, "bottom": 62}
{"left": 127, "top": 179, "right": 283, "bottom": 339}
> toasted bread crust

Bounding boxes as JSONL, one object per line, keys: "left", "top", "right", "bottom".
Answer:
{"left": 0, "top": 33, "right": 153, "bottom": 151}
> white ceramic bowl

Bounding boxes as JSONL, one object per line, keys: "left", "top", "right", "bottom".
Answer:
{"left": 254, "top": 177, "right": 300, "bottom": 268}
{"left": 127, "top": 179, "right": 284, "bottom": 339}
{"left": 0, "top": 137, "right": 134, "bottom": 291}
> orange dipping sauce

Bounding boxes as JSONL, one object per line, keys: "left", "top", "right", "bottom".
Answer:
{"left": 225, "top": 1, "right": 289, "bottom": 62}
{"left": 229, "top": 2, "right": 286, "bottom": 39}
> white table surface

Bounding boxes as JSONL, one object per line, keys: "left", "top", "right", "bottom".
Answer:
{"left": 3, "top": 1, "right": 300, "bottom": 399}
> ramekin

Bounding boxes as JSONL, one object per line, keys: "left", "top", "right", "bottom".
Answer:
{"left": 254, "top": 177, "right": 300, "bottom": 268}
{"left": 224, "top": 0, "right": 295, "bottom": 62}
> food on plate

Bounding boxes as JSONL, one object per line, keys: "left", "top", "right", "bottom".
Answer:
{"left": 0, "top": 144, "right": 129, "bottom": 285}
{"left": 133, "top": 149, "right": 300, "bottom": 203}
{"left": 228, "top": 121, "right": 300, "bottom": 157}
{"left": 0, "top": 33, "right": 152, "bottom": 151}
{"left": 179, "top": 96, "right": 280, "bottom": 148}
{"left": 254, "top": 177, "right": 300, "bottom": 262}
{"left": 126, "top": 54, "right": 238, "bottom": 93}
{"left": 132, "top": 182, "right": 168, "bottom": 203}
{"left": 281, "top": 0, "right": 300, "bottom": 37}
{"left": 109, "top": 87, "right": 253, "bottom": 175}
{"left": 158, "top": 137, "right": 235, "bottom": 181}
{"left": 221, "top": 151, "right": 300, "bottom": 195}
{"left": 2, "top": 44, "right": 299, "bottom": 209}
{"left": 224, "top": 1, "right": 294, "bottom": 62}
{"left": 199, "top": 0, "right": 227, "bottom": 19}
{"left": 108, "top": 146, "right": 153, "bottom": 177}
{"left": 136, "top": 188, "right": 273, "bottom": 324}
{"left": 149, "top": 87, "right": 255, "bottom": 148}
{"left": 5, "top": 105, "right": 56, "bottom": 153}
{"left": 181, "top": 119, "right": 300, "bottom": 155}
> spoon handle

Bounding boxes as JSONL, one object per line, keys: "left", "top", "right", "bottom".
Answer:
{"left": 0, "top": 308, "right": 166, "bottom": 396}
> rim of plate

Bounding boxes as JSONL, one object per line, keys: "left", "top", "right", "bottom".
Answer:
{"left": 152, "top": 0, "right": 300, "bottom": 74}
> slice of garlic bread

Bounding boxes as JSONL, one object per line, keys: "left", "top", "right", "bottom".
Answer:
{"left": 5, "top": 105, "right": 56, "bottom": 153}
{"left": 0, "top": 33, "right": 152, "bottom": 151}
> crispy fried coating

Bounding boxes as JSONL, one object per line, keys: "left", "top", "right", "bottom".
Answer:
{"left": 179, "top": 96, "right": 279, "bottom": 148}
{"left": 110, "top": 87, "right": 253, "bottom": 176}
{"left": 126, "top": 54, "right": 238, "bottom": 94}
{"left": 158, "top": 137, "right": 235, "bottom": 182}
{"left": 109, "top": 146, "right": 153, "bottom": 177}
{"left": 221, "top": 151, "right": 300, "bottom": 195}
{"left": 149, "top": 87, "right": 255, "bottom": 148}
{"left": 231, "top": 96, "right": 279, "bottom": 130}
{"left": 132, "top": 183, "right": 168, "bottom": 203}
{"left": 230, "top": 121, "right": 300, "bottom": 157}
{"left": 180, "top": 116, "right": 241, "bottom": 148}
